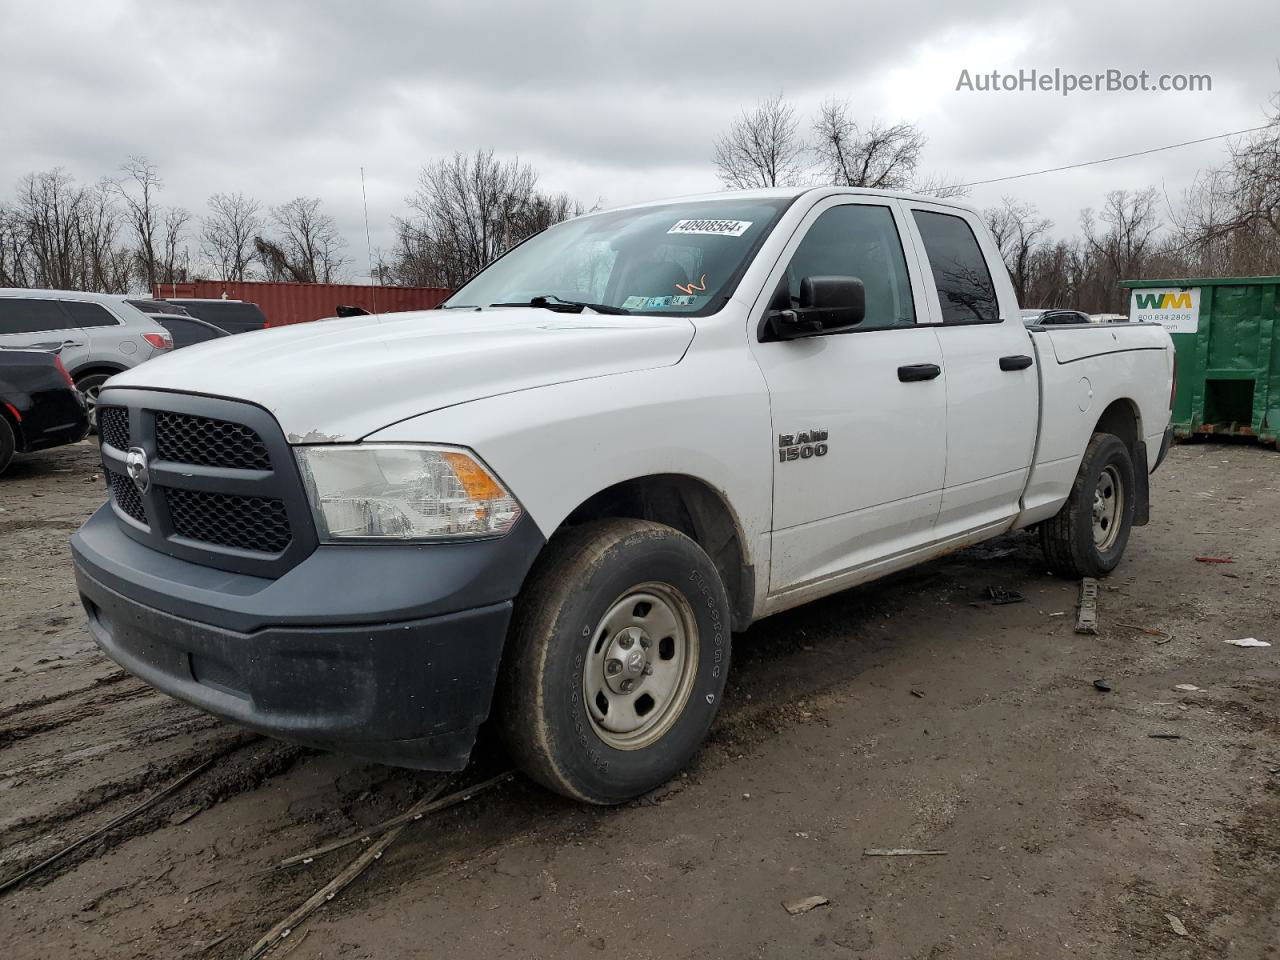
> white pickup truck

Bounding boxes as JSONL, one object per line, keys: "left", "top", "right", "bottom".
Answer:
{"left": 72, "top": 187, "right": 1175, "bottom": 803}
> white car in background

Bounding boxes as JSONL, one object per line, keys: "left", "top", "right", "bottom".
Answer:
{"left": 0, "top": 289, "right": 173, "bottom": 427}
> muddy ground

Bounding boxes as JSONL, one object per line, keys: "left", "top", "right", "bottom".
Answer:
{"left": 1, "top": 438, "right": 1277, "bottom": 959}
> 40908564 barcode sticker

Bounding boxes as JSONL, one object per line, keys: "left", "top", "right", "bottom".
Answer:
{"left": 667, "top": 219, "right": 753, "bottom": 237}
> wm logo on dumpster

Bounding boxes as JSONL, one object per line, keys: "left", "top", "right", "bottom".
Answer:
{"left": 1134, "top": 292, "right": 1194, "bottom": 310}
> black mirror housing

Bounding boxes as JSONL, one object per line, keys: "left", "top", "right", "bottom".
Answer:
{"left": 766, "top": 275, "right": 866, "bottom": 340}
{"left": 798, "top": 276, "right": 865, "bottom": 330}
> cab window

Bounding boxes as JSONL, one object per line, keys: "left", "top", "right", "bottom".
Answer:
{"left": 912, "top": 210, "right": 1000, "bottom": 324}
{"left": 784, "top": 205, "right": 915, "bottom": 329}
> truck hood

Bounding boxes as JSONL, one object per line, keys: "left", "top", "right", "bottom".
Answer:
{"left": 110, "top": 309, "right": 696, "bottom": 442}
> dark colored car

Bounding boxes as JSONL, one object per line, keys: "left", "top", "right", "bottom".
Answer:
{"left": 126, "top": 299, "right": 193, "bottom": 318}
{"left": 154, "top": 315, "right": 232, "bottom": 350}
{"left": 160, "top": 299, "right": 268, "bottom": 335}
{"left": 0, "top": 349, "right": 91, "bottom": 474}
{"left": 1022, "top": 308, "right": 1093, "bottom": 326}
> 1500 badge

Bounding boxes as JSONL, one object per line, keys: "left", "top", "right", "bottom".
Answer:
{"left": 778, "top": 430, "right": 829, "bottom": 462}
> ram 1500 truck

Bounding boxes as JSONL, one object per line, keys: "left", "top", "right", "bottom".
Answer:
{"left": 71, "top": 187, "right": 1175, "bottom": 803}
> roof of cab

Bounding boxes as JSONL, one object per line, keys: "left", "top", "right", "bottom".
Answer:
{"left": 596, "top": 185, "right": 978, "bottom": 216}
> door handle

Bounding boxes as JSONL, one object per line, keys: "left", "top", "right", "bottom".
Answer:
{"left": 898, "top": 363, "right": 942, "bottom": 382}
{"left": 999, "top": 354, "right": 1034, "bottom": 371}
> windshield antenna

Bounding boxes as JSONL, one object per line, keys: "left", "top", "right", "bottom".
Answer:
{"left": 360, "top": 166, "right": 378, "bottom": 318}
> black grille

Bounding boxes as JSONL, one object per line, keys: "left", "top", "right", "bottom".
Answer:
{"left": 165, "top": 488, "right": 292, "bottom": 554}
{"left": 155, "top": 412, "right": 272, "bottom": 471}
{"left": 106, "top": 469, "right": 147, "bottom": 525}
{"left": 98, "top": 406, "right": 130, "bottom": 450}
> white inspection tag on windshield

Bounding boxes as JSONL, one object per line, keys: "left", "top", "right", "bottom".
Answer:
{"left": 667, "top": 219, "right": 753, "bottom": 237}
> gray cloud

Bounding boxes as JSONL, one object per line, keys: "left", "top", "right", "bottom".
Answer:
{"left": 3, "top": 0, "right": 1276, "bottom": 278}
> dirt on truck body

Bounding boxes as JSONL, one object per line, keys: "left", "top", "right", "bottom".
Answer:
{"left": 1, "top": 438, "right": 1278, "bottom": 959}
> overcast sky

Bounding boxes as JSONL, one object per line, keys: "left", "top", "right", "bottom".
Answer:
{"left": 4, "top": 0, "right": 1277, "bottom": 280}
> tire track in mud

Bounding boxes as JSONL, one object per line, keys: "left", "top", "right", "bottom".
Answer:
{"left": 0, "top": 682, "right": 158, "bottom": 746}
{"left": 0, "top": 734, "right": 312, "bottom": 895}
{"left": 0, "top": 668, "right": 136, "bottom": 722}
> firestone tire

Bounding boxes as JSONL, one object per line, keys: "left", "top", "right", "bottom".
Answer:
{"left": 496, "top": 518, "right": 732, "bottom": 805}
{"left": 1040, "top": 432, "right": 1136, "bottom": 579}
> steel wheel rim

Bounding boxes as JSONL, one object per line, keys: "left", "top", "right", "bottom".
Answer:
{"left": 82, "top": 383, "right": 101, "bottom": 429}
{"left": 581, "top": 581, "right": 699, "bottom": 751}
{"left": 1092, "top": 464, "right": 1124, "bottom": 550}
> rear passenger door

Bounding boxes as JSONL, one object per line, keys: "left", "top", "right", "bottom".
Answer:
{"left": 905, "top": 205, "right": 1039, "bottom": 537}
{"left": 749, "top": 196, "right": 947, "bottom": 595}
{"left": 0, "top": 297, "right": 93, "bottom": 372}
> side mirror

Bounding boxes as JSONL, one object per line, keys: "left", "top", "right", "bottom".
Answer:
{"left": 768, "top": 276, "right": 866, "bottom": 341}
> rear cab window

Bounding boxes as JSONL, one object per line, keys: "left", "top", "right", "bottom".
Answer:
{"left": 911, "top": 210, "right": 1000, "bottom": 324}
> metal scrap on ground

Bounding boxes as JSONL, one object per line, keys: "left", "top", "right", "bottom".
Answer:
{"left": 0, "top": 755, "right": 219, "bottom": 896}
{"left": 277, "top": 771, "right": 513, "bottom": 869}
{"left": 863, "top": 848, "right": 948, "bottom": 857}
{"left": 783, "top": 895, "right": 830, "bottom": 915}
{"left": 245, "top": 778, "right": 455, "bottom": 960}
{"left": 1075, "top": 578, "right": 1100, "bottom": 635}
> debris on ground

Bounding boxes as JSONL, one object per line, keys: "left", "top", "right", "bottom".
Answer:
{"left": 247, "top": 781, "right": 454, "bottom": 959}
{"left": 863, "top": 848, "right": 948, "bottom": 857}
{"left": 1149, "top": 733, "right": 1184, "bottom": 740}
{"left": 277, "top": 772, "right": 510, "bottom": 868}
{"left": 1093, "top": 679, "right": 1112, "bottom": 692}
{"left": 1075, "top": 578, "right": 1100, "bottom": 635}
{"left": 782, "top": 895, "right": 830, "bottom": 916}
{"left": 1224, "top": 637, "right": 1270, "bottom": 648}
{"left": 983, "top": 586, "right": 1024, "bottom": 605}
{"left": 909, "top": 689, "right": 925, "bottom": 698}
{"left": 1174, "top": 684, "right": 1201, "bottom": 692}
{"left": 1165, "top": 913, "right": 1190, "bottom": 937}
{"left": 0, "top": 755, "right": 220, "bottom": 896}
{"left": 1194, "top": 556, "right": 1234, "bottom": 564}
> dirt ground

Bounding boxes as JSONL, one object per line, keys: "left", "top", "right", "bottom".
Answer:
{"left": 1, "top": 438, "right": 1277, "bottom": 959}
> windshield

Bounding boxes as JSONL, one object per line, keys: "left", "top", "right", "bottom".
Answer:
{"left": 445, "top": 198, "right": 796, "bottom": 316}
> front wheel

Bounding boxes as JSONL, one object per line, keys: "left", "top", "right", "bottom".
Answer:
{"left": 74, "top": 373, "right": 112, "bottom": 434}
{"left": 1040, "top": 432, "right": 1136, "bottom": 578}
{"left": 497, "top": 518, "right": 731, "bottom": 804}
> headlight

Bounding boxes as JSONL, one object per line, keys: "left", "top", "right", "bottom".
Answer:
{"left": 295, "top": 444, "right": 522, "bottom": 541}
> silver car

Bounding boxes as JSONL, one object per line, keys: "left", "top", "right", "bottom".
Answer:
{"left": 0, "top": 289, "right": 173, "bottom": 427}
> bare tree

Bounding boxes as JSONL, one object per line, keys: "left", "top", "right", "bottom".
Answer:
{"left": 985, "top": 197, "right": 1052, "bottom": 303}
{"left": 390, "top": 150, "right": 571, "bottom": 288}
{"left": 159, "top": 206, "right": 191, "bottom": 285}
{"left": 115, "top": 156, "right": 165, "bottom": 290}
{"left": 201, "top": 192, "right": 262, "bottom": 280}
{"left": 812, "top": 101, "right": 924, "bottom": 190}
{"left": 713, "top": 93, "right": 805, "bottom": 189}
{"left": 258, "top": 196, "right": 347, "bottom": 283}
{"left": 1081, "top": 188, "right": 1162, "bottom": 309}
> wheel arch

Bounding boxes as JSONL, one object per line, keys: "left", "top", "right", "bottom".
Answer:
{"left": 558, "top": 473, "right": 754, "bottom": 631}
{"left": 69, "top": 361, "right": 127, "bottom": 384}
{"left": 1092, "top": 397, "right": 1149, "bottom": 526}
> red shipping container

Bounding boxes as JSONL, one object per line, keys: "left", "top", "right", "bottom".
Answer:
{"left": 152, "top": 280, "right": 452, "bottom": 327}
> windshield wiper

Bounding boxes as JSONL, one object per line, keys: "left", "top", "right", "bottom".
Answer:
{"left": 491, "top": 295, "right": 630, "bottom": 315}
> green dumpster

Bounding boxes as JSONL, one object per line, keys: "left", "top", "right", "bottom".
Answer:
{"left": 1120, "top": 276, "right": 1280, "bottom": 445}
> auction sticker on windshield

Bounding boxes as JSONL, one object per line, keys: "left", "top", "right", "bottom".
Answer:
{"left": 668, "top": 219, "right": 753, "bottom": 237}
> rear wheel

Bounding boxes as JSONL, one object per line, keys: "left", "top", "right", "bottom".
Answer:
{"left": 74, "top": 373, "right": 112, "bottom": 434}
{"left": 0, "top": 416, "right": 15, "bottom": 475}
{"left": 1040, "top": 432, "right": 1136, "bottom": 578}
{"left": 497, "top": 518, "right": 731, "bottom": 804}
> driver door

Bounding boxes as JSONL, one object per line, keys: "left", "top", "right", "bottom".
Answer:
{"left": 747, "top": 196, "right": 947, "bottom": 598}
